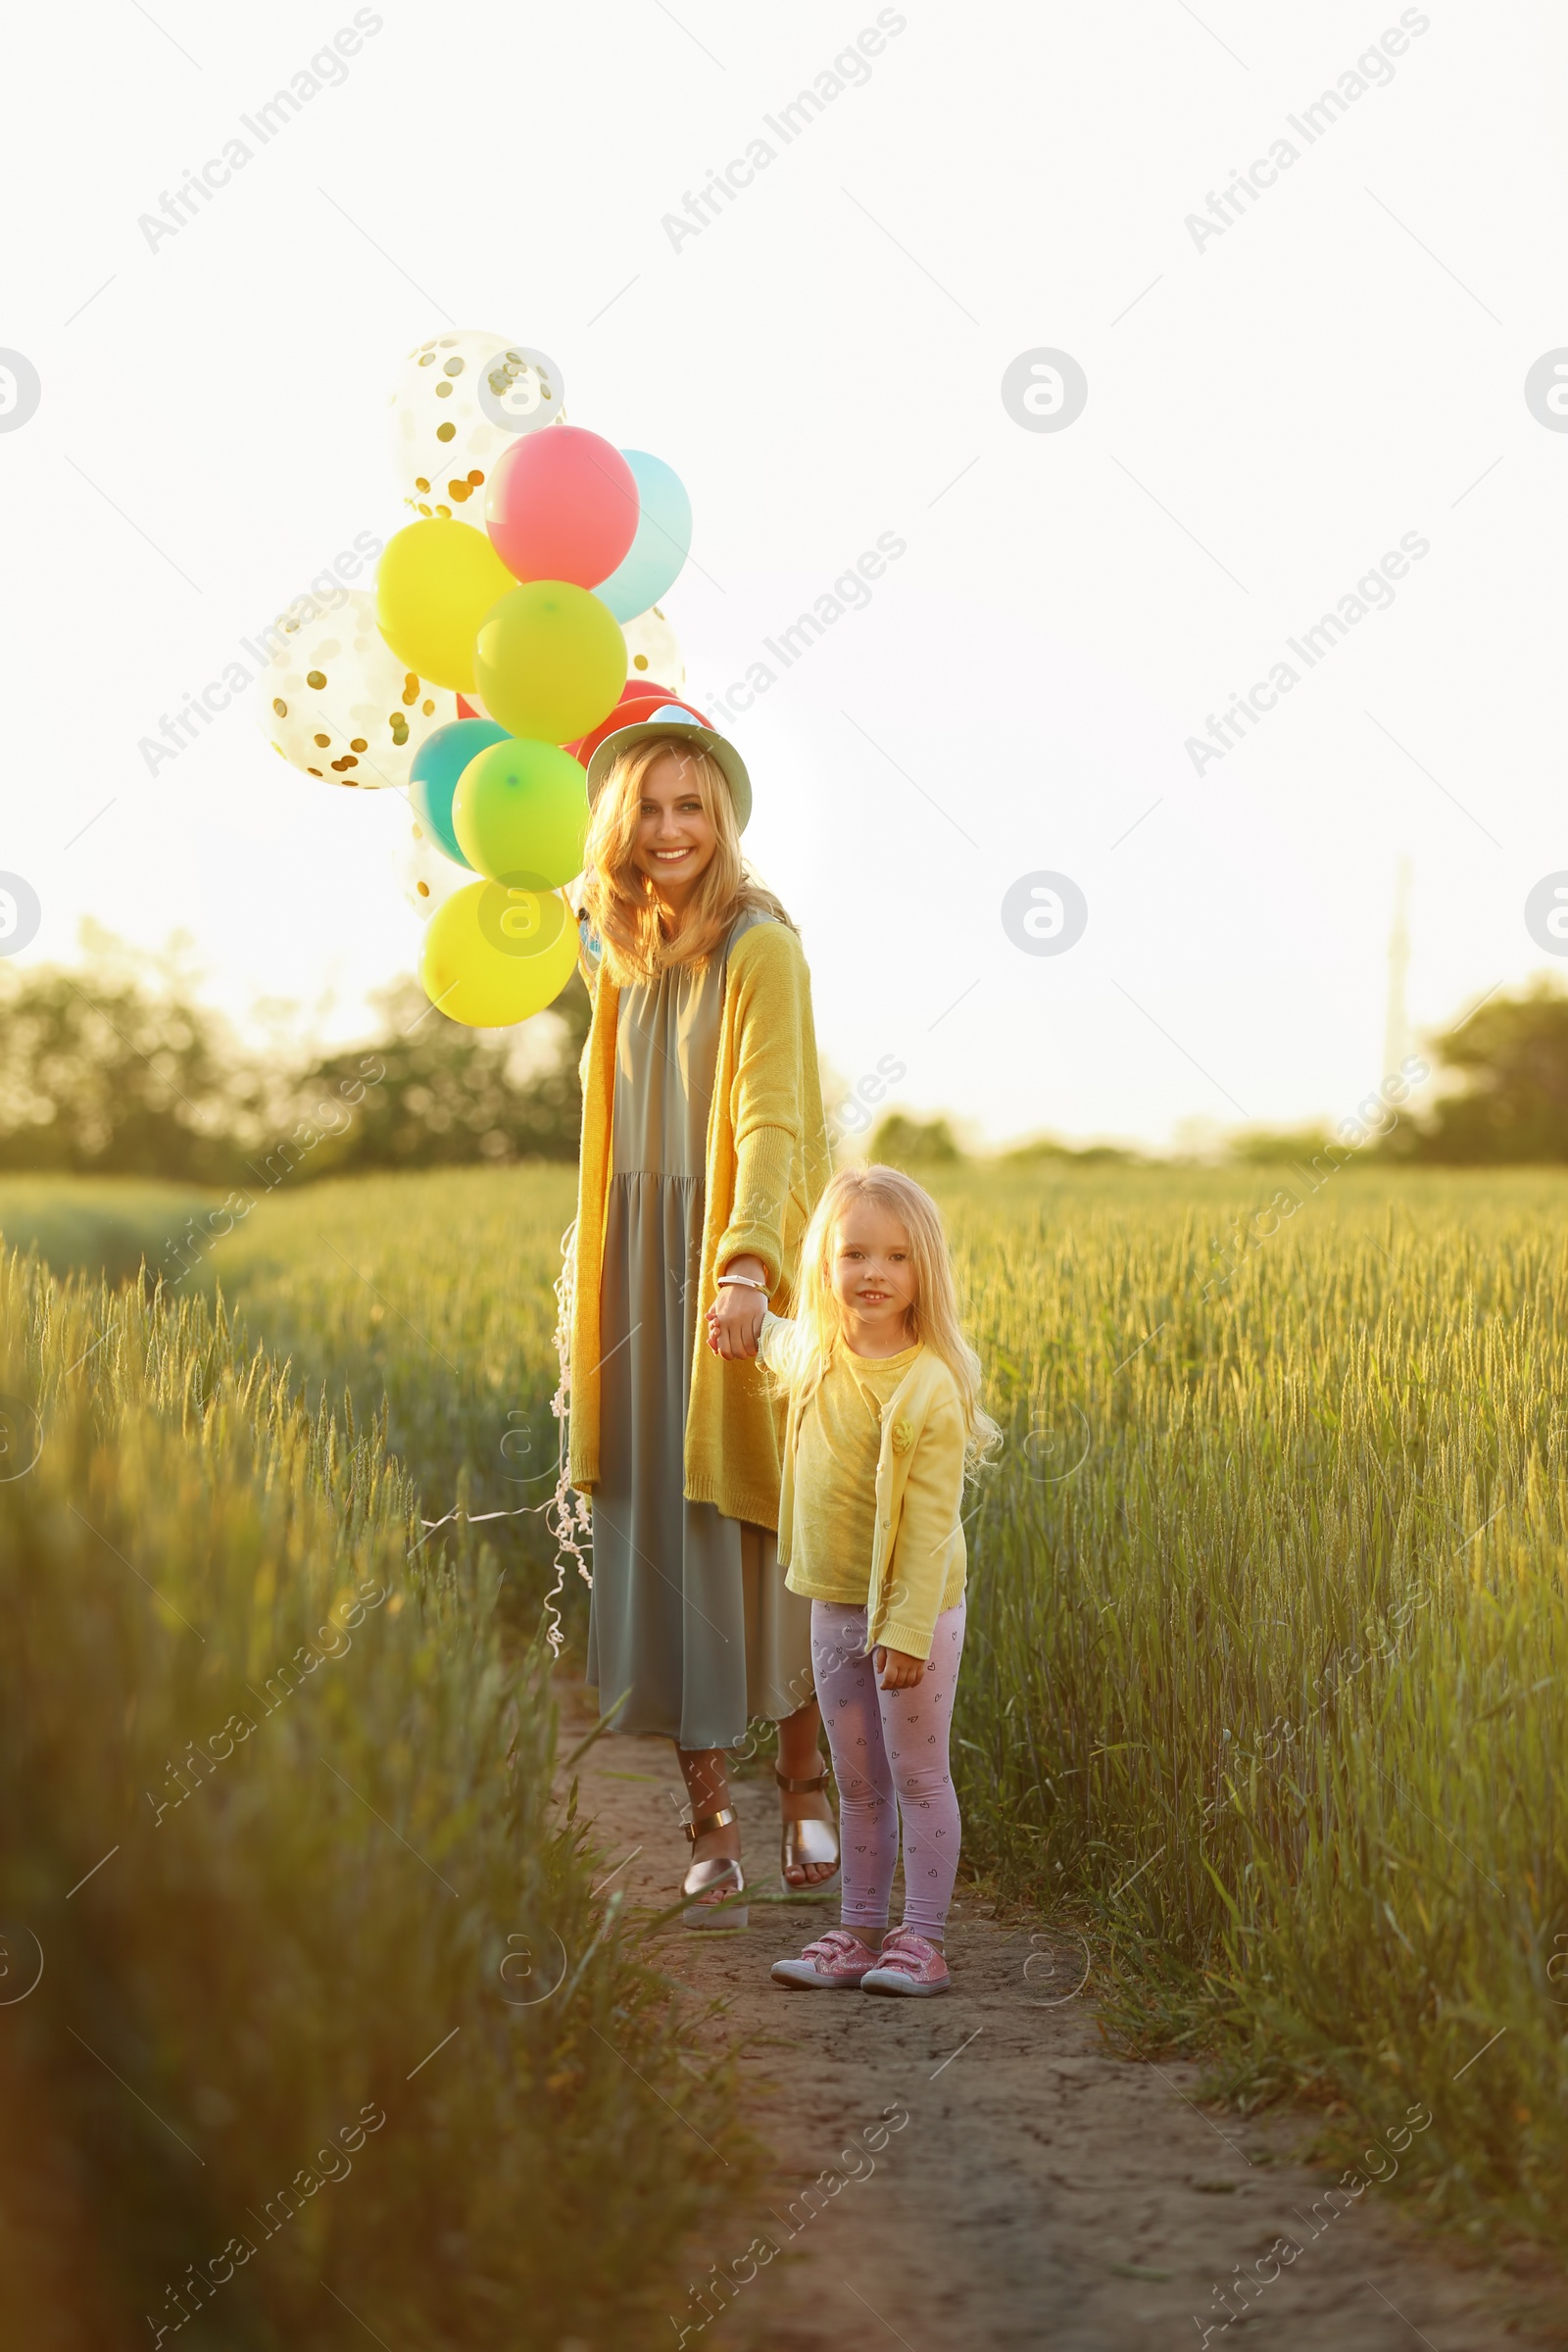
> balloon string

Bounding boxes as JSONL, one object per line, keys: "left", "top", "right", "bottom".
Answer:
{"left": 418, "top": 1502, "right": 550, "bottom": 1532}
{"left": 409, "top": 1219, "right": 592, "bottom": 1660}
{"left": 540, "top": 1214, "right": 595, "bottom": 1655}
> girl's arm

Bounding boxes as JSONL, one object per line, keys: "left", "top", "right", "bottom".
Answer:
{"left": 755, "top": 1308, "right": 798, "bottom": 1374}
{"left": 875, "top": 1397, "right": 967, "bottom": 1670}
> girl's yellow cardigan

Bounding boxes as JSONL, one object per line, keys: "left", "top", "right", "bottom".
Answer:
{"left": 567, "top": 918, "right": 831, "bottom": 1530}
{"left": 760, "top": 1315, "right": 969, "bottom": 1658}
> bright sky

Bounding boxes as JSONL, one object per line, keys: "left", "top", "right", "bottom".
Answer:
{"left": 4, "top": 1, "right": 1565, "bottom": 1150}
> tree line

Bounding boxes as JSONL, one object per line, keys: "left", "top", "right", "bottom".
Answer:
{"left": 0, "top": 932, "right": 590, "bottom": 1186}
{"left": 5, "top": 940, "right": 1567, "bottom": 1181}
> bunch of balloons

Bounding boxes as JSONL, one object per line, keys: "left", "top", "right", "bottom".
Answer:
{"left": 259, "top": 329, "right": 698, "bottom": 1026}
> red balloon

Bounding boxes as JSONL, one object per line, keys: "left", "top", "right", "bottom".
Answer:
{"left": 487, "top": 426, "right": 639, "bottom": 588}
{"left": 562, "top": 680, "right": 663, "bottom": 757}
{"left": 564, "top": 684, "right": 710, "bottom": 764}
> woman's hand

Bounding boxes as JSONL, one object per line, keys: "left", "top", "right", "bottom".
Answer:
{"left": 873, "top": 1644, "right": 926, "bottom": 1690}
{"left": 707, "top": 1255, "right": 769, "bottom": 1359}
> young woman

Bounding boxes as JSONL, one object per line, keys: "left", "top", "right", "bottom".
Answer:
{"left": 567, "top": 704, "right": 838, "bottom": 1926}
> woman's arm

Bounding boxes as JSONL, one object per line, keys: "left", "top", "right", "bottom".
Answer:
{"left": 713, "top": 927, "right": 812, "bottom": 1288}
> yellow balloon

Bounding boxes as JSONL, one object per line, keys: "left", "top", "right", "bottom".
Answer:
{"left": 376, "top": 520, "right": 517, "bottom": 692}
{"left": 473, "top": 582, "right": 626, "bottom": 743}
{"left": 418, "top": 878, "right": 579, "bottom": 1027}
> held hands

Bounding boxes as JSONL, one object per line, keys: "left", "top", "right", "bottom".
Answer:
{"left": 705, "top": 1255, "right": 768, "bottom": 1359}
{"left": 873, "top": 1644, "right": 926, "bottom": 1690}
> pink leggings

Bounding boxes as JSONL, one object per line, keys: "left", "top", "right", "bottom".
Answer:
{"left": 811, "top": 1598, "right": 966, "bottom": 1941}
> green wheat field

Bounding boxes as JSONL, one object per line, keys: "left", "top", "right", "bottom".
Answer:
{"left": 2, "top": 1159, "right": 1565, "bottom": 2341}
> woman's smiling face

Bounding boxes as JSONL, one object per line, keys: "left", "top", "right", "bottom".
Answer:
{"left": 631, "top": 745, "right": 718, "bottom": 912}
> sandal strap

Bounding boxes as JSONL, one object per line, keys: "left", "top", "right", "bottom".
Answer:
{"left": 782, "top": 1817, "right": 840, "bottom": 1872}
{"left": 683, "top": 1855, "right": 745, "bottom": 1900}
{"left": 682, "top": 1805, "right": 737, "bottom": 1843}
{"left": 774, "top": 1766, "right": 830, "bottom": 1793}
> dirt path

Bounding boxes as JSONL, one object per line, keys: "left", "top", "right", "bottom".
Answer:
{"left": 563, "top": 1686, "right": 1561, "bottom": 2352}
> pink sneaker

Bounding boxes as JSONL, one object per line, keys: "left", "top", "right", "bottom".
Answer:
{"left": 860, "top": 1929, "right": 952, "bottom": 1996}
{"left": 770, "top": 1929, "right": 883, "bottom": 1989}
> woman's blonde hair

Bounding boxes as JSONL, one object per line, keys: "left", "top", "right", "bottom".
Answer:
{"left": 779, "top": 1164, "right": 1001, "bottom": 1471}
{"left": 579, "top": 737, "right": 793, "bottom": 987}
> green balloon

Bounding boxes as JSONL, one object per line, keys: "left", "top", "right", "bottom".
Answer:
{"left": 451, "top": 736, "right": 590, "bottom": 889}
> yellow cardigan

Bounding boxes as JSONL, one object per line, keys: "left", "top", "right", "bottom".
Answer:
{"left": 760, "top": 1314, "right": 969, "bottom": 1657}
{"left": 567, "top": 918, "right": 831, "bottom": 1529}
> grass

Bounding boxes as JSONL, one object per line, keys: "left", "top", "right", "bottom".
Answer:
{"left": 935, "top": 1160, "right": 1568, "bottom": 2246}
{"left": 0, "top": 1175, "right": 221, "bottom": 1285}
{"left": 0, "top": 1235, "right": 747, "bottom": 2348}
{"left": 190, "top": 1165, "right": 580, "bottom": 1631}
{"left": 211, "top": 1160, "right": 1568, "bottom": 2251}
{"left": 14, "top": 1157, "right": 1568, "bottom": 2273}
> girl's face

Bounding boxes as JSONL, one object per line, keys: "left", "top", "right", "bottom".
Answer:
{"left": 831, "top": 1200, "right": 917, "bottom": 1340}
{"left": 630, "top": 747, "right": 717, "bottom": 913}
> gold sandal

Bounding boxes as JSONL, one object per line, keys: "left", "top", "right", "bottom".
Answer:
{"left": 776, "top": 1765, "right": 841, "bottom": 1896}
{"left": 682, "top": 1806, "right": 748, "bottom": 1931}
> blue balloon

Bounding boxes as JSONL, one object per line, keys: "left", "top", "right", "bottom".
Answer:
{"left": 592, "top": 451, "right": 693, "bottom": 622}
{"left": 410, "top": 718, "right": 511, "bottom": 866}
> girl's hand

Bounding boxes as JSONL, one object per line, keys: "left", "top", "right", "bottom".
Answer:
{"left": 873, "top": 1644, "right": 926, "bottom": 1690}
{"left": 708, "top": 1258, "right": 768, "bottom": 1360}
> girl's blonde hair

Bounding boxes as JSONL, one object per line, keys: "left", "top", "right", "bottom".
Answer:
{"left": 781, "top": 1164, "right": 1001, "bottom": 1471}
{"left": 579, "top": 737, "right": 794, "bottom": 987}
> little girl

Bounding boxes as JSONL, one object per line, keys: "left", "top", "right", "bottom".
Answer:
{"left": 710, "top": 1163, "right": 997, "bottom": 1995}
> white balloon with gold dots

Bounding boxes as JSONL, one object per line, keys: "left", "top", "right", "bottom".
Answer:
{"left": 258, "top": 591, "right": 456, "bottom": 789}
{"left": 400, "top": 819, "right": 472, "bottom": 922}
{"left": 389, "top": 329, "right": 564, "bottom": 522}
{"left": 621, "top": 603, "right": 684, "bottom": 690}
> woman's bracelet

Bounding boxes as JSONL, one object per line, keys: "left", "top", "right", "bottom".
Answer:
{"left": 715, "top": 1274, "right": 769, "bottom": 1293}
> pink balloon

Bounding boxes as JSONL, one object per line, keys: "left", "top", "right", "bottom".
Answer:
{"left": 487, "top": 426, "right": 639, "bottom": 588}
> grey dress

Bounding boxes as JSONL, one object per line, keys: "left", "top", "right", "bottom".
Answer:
{"left": 585, "top": 908, "right": 815, "bottom": 1749}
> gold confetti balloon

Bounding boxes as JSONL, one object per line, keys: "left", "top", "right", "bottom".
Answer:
{"left": 389, "top": 330, "right": 565, "bottom": 522}
{"left": 621, "top": 602, "right": 684, "bottom": 690}
{"left": 258, "top": 590, "right": 456, "bottom": 789}
{"left": 402, "top": 819, "right": 472, "bottom": 921}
